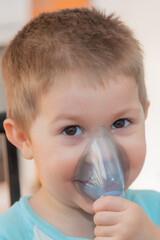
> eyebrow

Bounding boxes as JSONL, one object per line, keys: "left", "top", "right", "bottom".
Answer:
{"left": 53, "top": 107, "right": 142, "bottom": 124}
{"left": 112, "top": 108, "right": 142, "bottom": 119}
{"left": 53, "top": 113, "right": 83, "bottom": 122}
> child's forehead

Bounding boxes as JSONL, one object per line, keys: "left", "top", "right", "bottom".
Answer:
{"left": 38, "top": 69, "right": 139, "bottom": 117}
{"left": 42, "top": 72, "right": 138, "bottom": 109}
{"left": 38, "top": 74, "right": 142, "bottom": 129}
{"left": 51, "top": 69, "right": 133, "bottom": 90}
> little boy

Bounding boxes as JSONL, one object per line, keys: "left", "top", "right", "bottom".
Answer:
{"left": 0, "top": 7, "right": 160, "bottom": 240}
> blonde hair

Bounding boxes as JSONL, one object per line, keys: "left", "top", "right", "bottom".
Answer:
{"left": 1, "top": 8, "right": 147, "bottom": 133}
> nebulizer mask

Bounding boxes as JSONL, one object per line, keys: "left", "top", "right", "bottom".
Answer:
{"left": 73, "top": 127, "right": 129, "bottom": 202}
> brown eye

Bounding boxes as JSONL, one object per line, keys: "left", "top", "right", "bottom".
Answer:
{"left": 63, "top": 126, "right": 83, "bottom": 136}
{"left": 112, "top": 119, "right": 130, "bottom": 129}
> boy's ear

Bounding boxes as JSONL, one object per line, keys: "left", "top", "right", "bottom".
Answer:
{"left": 145, "top": 100, "right": 150, "bottom": 119}
{"left": 3, "top": 119, "right": 33, "bottom": 160}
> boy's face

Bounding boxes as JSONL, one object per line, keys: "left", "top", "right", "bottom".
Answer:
{"left": 27, "top": 73, "right": 148, "bottom": 214}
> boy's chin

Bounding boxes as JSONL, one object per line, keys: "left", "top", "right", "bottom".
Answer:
{"left": 76, "top": 195, "right": 95, "bottom": 214}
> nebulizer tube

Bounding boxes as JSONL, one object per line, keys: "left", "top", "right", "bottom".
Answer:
{"left": 73, "top": 126, "right": 129, "bottom": 202}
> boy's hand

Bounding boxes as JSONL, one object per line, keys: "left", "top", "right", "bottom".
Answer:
{"left": 93, "top": 196, "right": 160, "bottom": 240}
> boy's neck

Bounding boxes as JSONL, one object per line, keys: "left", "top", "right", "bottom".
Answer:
{"left": 28, "top": 188, "right": 95, "bottom": 239}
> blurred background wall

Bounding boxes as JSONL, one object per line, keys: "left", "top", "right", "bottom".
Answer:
{"left": 0, "top": 0, "right": 160, "bottom": 210}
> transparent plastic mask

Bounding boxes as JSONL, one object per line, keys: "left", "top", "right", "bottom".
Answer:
{"left": 73, "top": 127, "right": 129, "bottom": 202}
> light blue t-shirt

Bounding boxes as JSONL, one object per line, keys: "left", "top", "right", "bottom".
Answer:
{"left": 0, "top": 189, "right": 160, "bottom": 240}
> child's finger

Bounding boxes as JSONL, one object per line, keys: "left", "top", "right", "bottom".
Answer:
{"left": 94, "top": 225, "right": 116, "bottom": 237}
{"left": 94, "top": 238, "right": 115, "bottom": 240}
{"left": 94, "top": 211, "right": 122, "bottom": 226}
{"left": 93, "top": 195, "right": 129, "bottom": 212}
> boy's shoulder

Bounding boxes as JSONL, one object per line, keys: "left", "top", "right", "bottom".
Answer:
{"left": 126, "top": 189, "right": 160, "bottom": 226}
{"left": 0, "top": 196, "right": 32, "bottom": 239}
{"left": 0, "top": 196, "right": 85, "bottom": 240}
{"left": 126, "top": 188, "right": 160, "bottom": 200}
